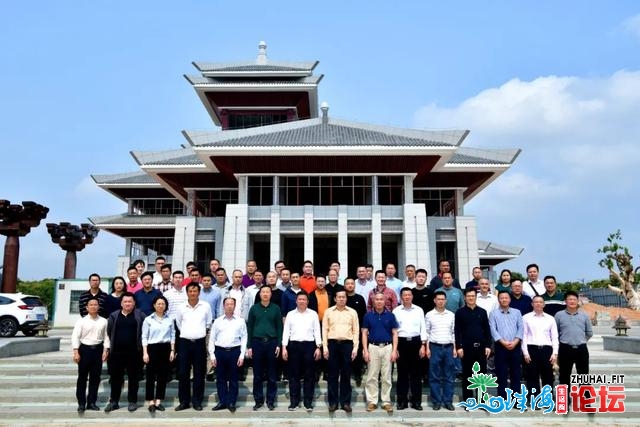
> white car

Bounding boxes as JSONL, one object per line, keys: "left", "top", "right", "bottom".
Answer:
{"left": 0, "top": 293, "right": 49, "bottom": 337}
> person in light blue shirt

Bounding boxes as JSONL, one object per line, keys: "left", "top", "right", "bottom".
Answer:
{"left": 141, "top": 295, "right": 175, "bottom": 412}
{"left": 200, "top": 274, "right": 221, "bottom": 318}
{"left": 385, "top": 263, "right": 404, "bottom": 299}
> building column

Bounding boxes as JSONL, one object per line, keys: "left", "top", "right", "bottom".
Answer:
{"left": 238, "top": 176, "right": 248, "bottom": 204}
{"left": 372, "top": 176, "right": 379, "bottom": 205}
{"left": 402, "top": 204, "right": 430, "bottom": 270}
{"left": 273, "top": 176, "right": 279, "bottom": 205}
{"left": 403, "top": 176, "right": 414, "bottom": 204}
{"left": 455, "top": 189, "right": 464, "bottom": 215}
{"left": 220, "top": 204, "right": 249, "bottom": 271}
{"left": 455, "top": 216, "right": 479, "bottom": 283}
{"left": 186, "top": 190, "right": 196, "bottom": 216}
{"left": 172, "top": 216, "right": 197, "bottom": 272}
{"left": 338, "top": 206, "right": 348, "bottom": 274}
{"left": 371, "top": 206, "right": 382, "bottom": 270}
{"left": 270, "top": 206, "right": 281, "bottom": 269}
{"left": 304, "top": 206, "right": 314, "bottom": 263}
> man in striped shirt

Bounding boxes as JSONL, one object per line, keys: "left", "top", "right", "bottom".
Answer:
{"left": 489, "top": 291, "right": 524, "bottom": 399}
{"left": 425, "top": 290, "right": 457, "bottom": 411}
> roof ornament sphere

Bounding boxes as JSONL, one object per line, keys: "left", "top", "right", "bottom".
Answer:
{"left": 257, "top": 41, "right": 267, "bottom": 65}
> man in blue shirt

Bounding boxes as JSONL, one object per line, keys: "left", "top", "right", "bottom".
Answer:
{"left": 200, "top": 274, "right": 221, "bottom": 318}
{"left": 134, "top": 272, "right": 162, "bottom": 315}
{"left": 362, "top": 292, "right": 398, "bottom": 413}
{"left": 508, "top": 280, "right": 533, "bottom": 315}
{"left": 489, "top": 291, "right": 524, "bottom": 399}
{"left": 436, "top": 273, "right": 464, "bottom": 313}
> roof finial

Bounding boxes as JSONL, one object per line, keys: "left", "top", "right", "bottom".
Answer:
{"left": 257, "top": 41, "right": 267, "bottom": 65}
{"left": 321, "top": 102, "right": 329, "bottom": 124}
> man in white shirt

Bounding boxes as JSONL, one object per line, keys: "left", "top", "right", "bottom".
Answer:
{"left": 209, "top": 297, "right": 247, "bottom": 413}
{"left": 282, "top": 292, "right": 322, "bottom": 412}
{"left": 523, "top": 263, "right": 545, "bottom": 298}
{"left": 425, "top": 291, "right": 457, "bottom": 411}
{"left": 152, "top": 256, "right": 166, "bottom": 287}
{"left": 403, "top": 264, "right": 417, "bottom": 289}
{"left": 392, "top": 287, "right": 426, "bottom": 411}
{"left": 522, "top": 296, "right": 559, "bottom": 396}
{"left": 72, "top": 297, "right": 109, "bottom": 413}
{"left": 174, "top": 283, "right": 212, "bottom": 411}
{"left": 164, "top": 271, "right": 187, "bottom": 321}
{"left": 476, "top": 278, "right": 498, "bottom": 314}
{"left": 354, "top": 265, "right": 375, "bottom": 300}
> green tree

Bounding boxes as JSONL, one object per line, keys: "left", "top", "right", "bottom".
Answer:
{"left": 511, "top": 271, "right": 525, "bottom": 282}
{"left": 597, "top": 230, "right": 640, "bottom": 310}
{"left": 17, "top": 279, "right": 56, "bottom": 314}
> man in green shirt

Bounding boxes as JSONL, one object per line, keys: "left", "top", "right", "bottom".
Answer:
{"left": 247, "top": 285, "right": 283, "bottom": 410}
{"left": 542, "top": 275, "right": 565, "bottom": 316}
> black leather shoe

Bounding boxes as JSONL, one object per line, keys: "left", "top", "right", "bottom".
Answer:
{"left": 228, "top": 405, "right": 236, "bottom": 413}
{"left": 174, "top": 403, "right": 190, "bottom": 411}
{"left": 77, "top": 405, "right": 85, "bottom": 413}
{"left": 193, "top": 404, "right": 203, "bottom": 411}
{"left": 444, "top": 403, "right": 455, "bottom": 411}
{"left": 128, "top": 403, "right": 137, "bottom": 412}
{"left": 212, "top": 403, "right": 227, "bottom": 411}
{"left": 288, "top": 404, "right": 297, "bottom": 411}
{"left": 432, "top": 404, "right": 441, "bottom": 411}
{"left": 155, "top": 404, "right": 165, "bottom": 411}
{"left": 397, "top": 402, "right": 408, "bottom": 410}
{"left": 328, "top": 404, "right": 338, "bottom": 412}
{"left": 341, "top": 404, "right": 352, "bottom": 413}
{"left": 267, "top": 402, "right": 275, "bottom": 410}
{"left": 410, "top": 403, "right": 423, "bottom": 411}
{"left": 104, "top": 402, "right": 119, "bottom": 412}
{"left": 86, "top": 403, "right": 100, "bottom": 411}
{"left": 148, "top": 405, "right": 156, "bottom": 413}
{"left": 253, "top": 402, "right": 264, "bottom": 411}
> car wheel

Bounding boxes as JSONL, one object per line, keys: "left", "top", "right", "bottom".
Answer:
{"left": 22, "top": 330, "right": 38, "bottom": 337}
{"left": 0, "top": 317, "right": 19, "bottom": 337}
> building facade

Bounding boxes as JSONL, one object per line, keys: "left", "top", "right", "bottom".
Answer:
{"left": 90, "top": 42, "right": 522, "bottom": 279}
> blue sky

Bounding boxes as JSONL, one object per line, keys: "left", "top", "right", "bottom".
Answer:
{"left": 1, "top": 1, "right": 639, "bottom": 282}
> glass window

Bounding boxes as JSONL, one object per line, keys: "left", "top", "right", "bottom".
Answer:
{"left": 70, "top": 290, "right": 82, "bottom": 314}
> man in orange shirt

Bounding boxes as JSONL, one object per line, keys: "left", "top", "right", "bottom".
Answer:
{"left": 299, "top": 260, "right": 317, "bottom": 294}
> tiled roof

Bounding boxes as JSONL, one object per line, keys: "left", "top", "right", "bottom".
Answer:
{"left": 184, "top": 118, "right": 468, "bottom": 148}
{"left": 185, "top": 75, "right": 323, "bottom": 86}
{"left": 91, "top": 171, "right": 158, "bottom": 185}
{"left": 478, "top": 240, "right": 524, "bottom": 257}
{"left": 130, "top": 148, "right": 203, "bottom": 166}
{"left": 193, "top": 61, "right": 318, "bottom": 73}
{"left": 448, "top": 147, "right": 521, "bottom": 165}
{"left": 89, "top": 214, "right": 177, "bottom": 226}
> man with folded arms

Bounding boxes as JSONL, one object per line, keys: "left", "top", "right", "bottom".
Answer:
{"left": 209, "top": 297, "right": 247, "bottom": 413}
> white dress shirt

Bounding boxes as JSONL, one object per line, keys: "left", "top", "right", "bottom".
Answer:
{"left": 523, "top": 280, "right": 545, "bottom": 298}
{"left": 355, "top": 279, "right": 375, "bottom": 300}
{"left": 208, "top": 314, "right": 247, "bottom": 360}
{"left": 175, "top": 300, "right": 212, "bottom": 340}
{"left": 476, "top": 292, "right": 498, "bottom": 314}
{"left": 71, "top": 314, "right": 110, "bottom": 349}
{"left": 392, "top": 304, "right": 427, "bottom": 340}
{"left": 164, "top": 286, "right": 187, "bottom": 320}
{"left": 282, "top": 308, "right": 322, "bottom": 346}
{"left": 522, "top": 311, "right": 559, "bottom": 357}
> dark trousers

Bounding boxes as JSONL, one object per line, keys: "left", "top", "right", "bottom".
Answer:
{"left": 288, "top": 341, "right": 317, "bottom": 407}
{"left": 327, "top": 339, "right": 353, "bottom": 406}
{"left": 525, "top": 345, "right": 554, "bottom": 395}
{"left": 145, "top": 342, "right": 171, "bottom": 401}
{"left": 177, "top": 337, "right": 206, "bottom": 406}
{"left": 252, "top": 338, "right": 278, "bottom": 405}
{"left": 109, "top": 348, "right": 141, "bottom": 404}
{"left": 214, "top": 346, "right": 241, "bottom": 406}
{"left": 558, "top": 343, "right": 589, "bottom": 387}
{"left": 461, "top": 344, "right": 487, "bottom": 401}
{"left": 429, "top": 343, "right": 455, "bottom": 405}
{"left": 352, "top": 340, "right": 365, "bottom": 381}
{"left": 76, "top": 344, "right": 103, "bottom": 406}
{"left": 396, "top": 337, "right": 423, "bottom": 405}
{"left": 494, "top": 343, "right": 522, "bottom": 399}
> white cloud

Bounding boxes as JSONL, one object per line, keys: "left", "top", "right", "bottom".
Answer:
{"left": 622, "top": 13, "right": 640, "bottom": 42}
{"left": 413, "top": 69, "right": 640, "bottom": 279}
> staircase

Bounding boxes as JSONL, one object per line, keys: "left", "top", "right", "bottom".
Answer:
{"left": 0, "top": 327, "right": 638, "bottom": 425}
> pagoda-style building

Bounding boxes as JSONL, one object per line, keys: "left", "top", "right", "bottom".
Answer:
{"left": 90, "top": 42, "right": 522, "bottom": 278}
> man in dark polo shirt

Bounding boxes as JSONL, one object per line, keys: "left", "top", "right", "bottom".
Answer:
{"left": 134, "top": 272, "right": 161, "bottom": 315}
{"left": 508, "top": 279, "right": 532, "bottom": 315}
{"left": 247, "top": 285, "right": 283, "bottom": 410}
{"left": 79, "top": 273, "right": 109, "bottom": 318}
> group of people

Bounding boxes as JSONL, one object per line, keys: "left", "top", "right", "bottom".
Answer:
{"left": 71, "top": 258, "right": 592, "bottom": 415}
